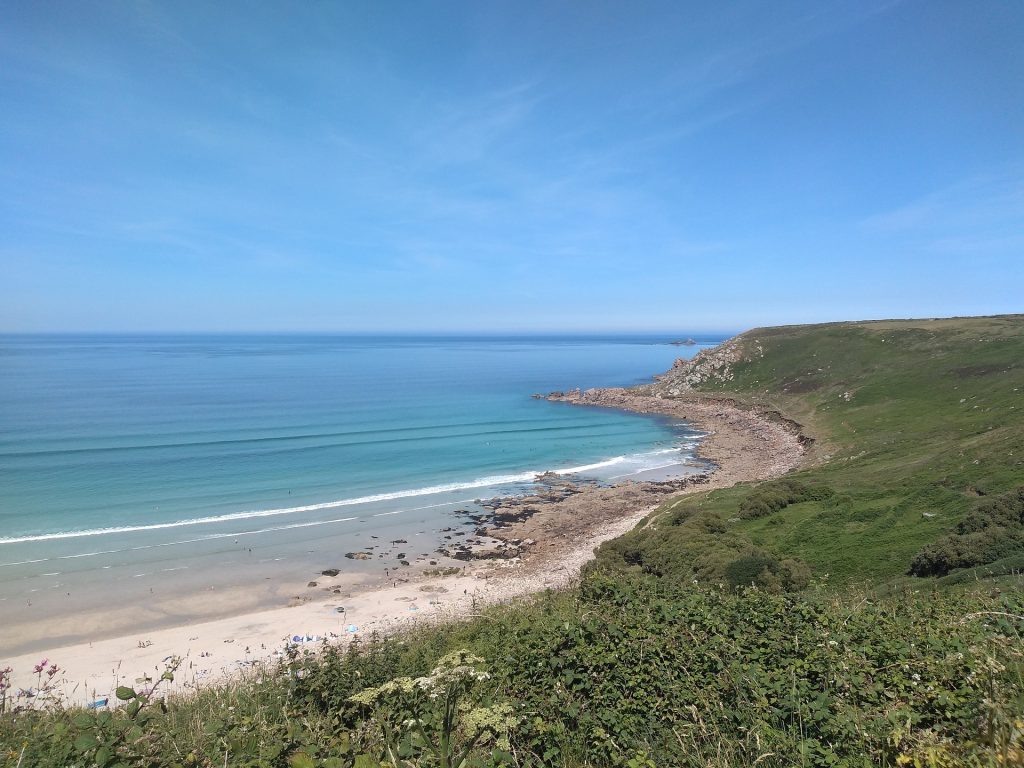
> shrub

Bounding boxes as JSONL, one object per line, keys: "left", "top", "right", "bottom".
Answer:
{"left": 724, "top": 551, "right": 780, "bottom": 588}
{"left": 724, "top": 551, "right": 812, "bottom": 591}
{"left": 737, "top": 479, "right": 835, "bottom": 520}
{"left": 910, "top": 487, "right": 1024, "bottom": 576}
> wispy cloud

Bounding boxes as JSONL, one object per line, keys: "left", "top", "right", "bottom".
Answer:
{"left": 862, "top": 170, "right": 1024, "bottom": 233}
{"left": 858, "top": 170, "right": 1024, "bottom": 262}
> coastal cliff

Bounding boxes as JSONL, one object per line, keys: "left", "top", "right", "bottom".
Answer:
{"left": 644, "top": 333, "right": 758, "bottom": 394}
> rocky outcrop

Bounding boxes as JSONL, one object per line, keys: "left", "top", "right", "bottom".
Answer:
{"left": 643, "top": 334, "right": 763, "bottom": 395}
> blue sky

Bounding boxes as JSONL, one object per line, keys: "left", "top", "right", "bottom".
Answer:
{"left": 1, "top": 1, "right": 1022, "bottom": 332}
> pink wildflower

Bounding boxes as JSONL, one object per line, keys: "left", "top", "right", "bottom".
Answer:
{"left": 33, "top": 658, "right": 49, "bottom": 674}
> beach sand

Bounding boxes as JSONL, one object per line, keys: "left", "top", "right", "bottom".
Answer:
{"left": 3, "top": 390, "right": 807, "bottom": 706}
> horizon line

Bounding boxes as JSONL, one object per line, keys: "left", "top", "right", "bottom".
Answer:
{"left": 0, "top": 329, "right": 739, "bottom": 337}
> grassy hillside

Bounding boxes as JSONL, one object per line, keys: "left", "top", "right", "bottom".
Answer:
{"left": 3, "top": 316, "right": 1023, "bottom": 767}
{"left": 597, "top": 315, "right": 1024, "bottom": 586}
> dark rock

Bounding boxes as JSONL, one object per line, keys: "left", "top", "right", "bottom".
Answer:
{"left": 473, "top": 546, "right": 521, "bottom": 561}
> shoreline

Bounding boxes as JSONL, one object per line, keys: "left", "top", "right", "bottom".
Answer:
{"left": 3, "top": 388, "right": 807, "bottom": 706}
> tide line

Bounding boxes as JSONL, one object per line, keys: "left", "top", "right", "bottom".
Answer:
{"left": 0, "top": 498, "right": 473, "bottom": 567}
{"left": 0, "top": 461, "right": 631, "bottom": 545}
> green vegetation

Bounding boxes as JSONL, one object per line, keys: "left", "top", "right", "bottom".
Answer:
{"left": 597, "top": 314, "right": 1024, "bottom": 587}
{"left": 3, "top": 582, "right": 1022, "bottom": 767}
{"left": 3, "top": 315, "right": 1024, "bottom": 766}
{"left": 909, "top": 488, "right": 1024, "bottom": 577}
{"left": 737, "top": 480, "right": 835, "bottom": 520}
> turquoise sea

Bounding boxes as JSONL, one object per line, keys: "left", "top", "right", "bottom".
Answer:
{"left": 0, "top": 334, "right": 719, "bottom": 650}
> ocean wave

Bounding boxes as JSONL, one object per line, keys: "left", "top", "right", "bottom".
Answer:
{"left": 0, "top": 449, "right": 686, "bottom": 546}
{"left": 0, "top": 475, "right": 533, "bottom": 545}
{"left": 0, "top": 420, "right": 635, "bottom": 460}
{"left": 0, "top": 500, "right": 461, "bottom": 567}
{"left": 606, "top": 460, "right": 693, "bottom": 480}
{"left": 550, "top": 456, "right": 626, "bottom": 474}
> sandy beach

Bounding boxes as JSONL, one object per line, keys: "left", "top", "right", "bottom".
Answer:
{"left": 3, "top": 389, "right": 806, "bottom": 706}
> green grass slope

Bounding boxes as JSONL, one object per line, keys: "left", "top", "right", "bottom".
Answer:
{"left": 596, "top": 315, "right": 1024, "bottom": 586}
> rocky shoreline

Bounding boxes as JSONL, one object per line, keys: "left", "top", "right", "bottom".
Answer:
{"left": 230, "top": 381, "right": 812, "bottom": 631}
{"left": 441, "top": 471, "right": 710, "bottom": 563}
{"left": 547, "top": 387, "right": 808, "bottom": 487}
{"left": 429, "top": 385, "right": 809, "bottom": 585}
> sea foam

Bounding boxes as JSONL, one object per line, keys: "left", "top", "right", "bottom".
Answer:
{"left": 0, "top": 452, "right": 663, "bottom": 546}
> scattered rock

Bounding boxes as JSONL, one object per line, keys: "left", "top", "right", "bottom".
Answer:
{"left": 423, "top": 567, "right": 461, "bottom": 577}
